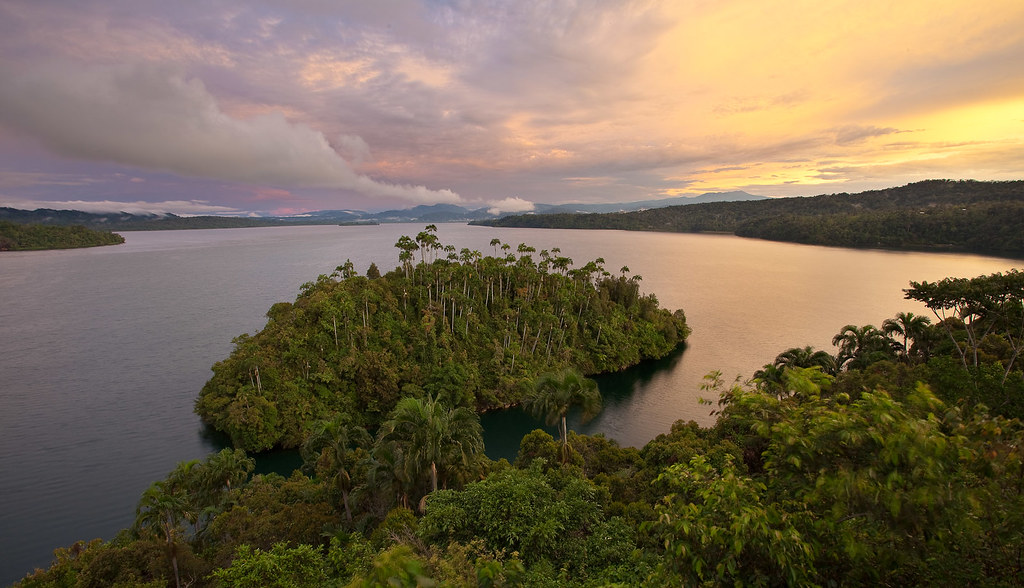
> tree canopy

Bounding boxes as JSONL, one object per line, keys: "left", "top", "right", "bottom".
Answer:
{"left": 196, "top": 228, "right": 689, "bottom": 451}
{"left": 0, "top": 221, "right": 124, "bottom": 250}
{"left": 21, "top": 264, "right": 1024, "bottom": 587}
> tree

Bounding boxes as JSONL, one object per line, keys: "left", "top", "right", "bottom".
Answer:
{"left": 376, "top": 394, "right": 485, "bottom": 501}
{"left": 394, "top": 235, "right": 419, "bottom": 279}
{"left": 523, "top": 369, "right": 602, "bottom": 462}
{"left": 772, "top": 345, "right": 837, "bottom": 375}
{"left": 831, "top": 324, "right": 896, "bottom": 370}
{"left": 906, "top": 270, "right": 1024, "bottom": 380}
{"left": 366, "top": 262, "right": 381, "bottom": 279}
{"left": 302, "top": 416, "right": 371, "bottom": 523}
{"left": 419, "top": 464, "right": 604, "bottom": 567}
{"left": 131, "top": 451, "right": 255, "bottom": 585}
{"left": 133, "top": 480, "right": 192, "bottom": 588}
{"left": 209, "top": 543, "right": 327, "bottom": 588}
{"left": 190, "top": 449, "right": 255, "bottom": 535}
{"left": 647, "top": 455, "right": 817, "bottom": 586}
{"left": 882, "top": 311, "right": 932, "bottom": 362}
{"left": 751, "top": 363, "right": 786, "bottom": 397}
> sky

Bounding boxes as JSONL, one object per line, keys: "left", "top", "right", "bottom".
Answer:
{"left": 0, "top": 0, "right": 1022, "bottom": 216}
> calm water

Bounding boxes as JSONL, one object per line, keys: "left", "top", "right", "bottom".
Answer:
{"left": 0, "top": 224, "right": 1018, "bottom": 583}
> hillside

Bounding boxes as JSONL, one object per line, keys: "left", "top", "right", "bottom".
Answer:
{"left": 0, "top": 221, "right": 124, "bottom": 251}
{"left": 0, "top": 207, "right": 331, "bottom": 231}
{"left": 0, "top": 191, "right": 764, "bottom": 230}
{"left": 474, "top": 180, "right": 1024, "bottom": 257}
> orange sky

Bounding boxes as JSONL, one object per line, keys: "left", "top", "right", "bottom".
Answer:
{"left": 0, "top": 0, "right": 1021, "bottom": 214}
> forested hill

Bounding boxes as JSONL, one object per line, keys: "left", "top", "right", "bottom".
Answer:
{"left": 0, "top": 207, "right": 322, "bottom": 230}
{"left": 0, "top": 221, "right": 124, "bottom": 250}
{"left": 196, "top": 227, "right": 690, "bottom": 451}
{"left": 474, "top": 179, "right": 1024, "bottom": 257}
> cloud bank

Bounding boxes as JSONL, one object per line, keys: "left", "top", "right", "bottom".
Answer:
{"left": 0, "top": 62, "right": 459, "bottom": 205}
{"left": 487, "top": 196, "right": 535, "bottom": 215}
{"left": 0, "top": 0, "right": 1022, "bottom": 210}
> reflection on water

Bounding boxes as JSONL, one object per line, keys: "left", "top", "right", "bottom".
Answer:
{"left": 480, "top": 343, "right": 688, "bottom": 462}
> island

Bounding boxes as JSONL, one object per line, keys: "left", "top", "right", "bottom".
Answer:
{"left": 196, "top": 226, "right": 690, "bottom": 451}
{"left": 0, "top": 221, "right": 125, "bottom": 251}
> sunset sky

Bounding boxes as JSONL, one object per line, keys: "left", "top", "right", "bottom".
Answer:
{"left": 1, "top": 0, "right": 1022, "bottom": 215}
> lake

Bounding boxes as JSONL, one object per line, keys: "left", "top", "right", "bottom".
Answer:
{"left": 0, "top": 223, "right": 1019, "bottom": 583}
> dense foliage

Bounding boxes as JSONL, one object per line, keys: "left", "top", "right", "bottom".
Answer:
{"left": 20, "top": 268, "right": 1024, "bottom": 587}
{"left": 0, "top": 221, "right": 124, "bottom": 250}
{"left": 0, "top": 207, "right": 326, "bottom": 231}
{"left": 196, "top": 227, "right": 689, "bottom": 451}
{"left": 477, "top": 179, "right": 1024, "bottom": 257}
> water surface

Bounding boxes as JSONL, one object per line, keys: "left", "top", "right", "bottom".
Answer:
{"left": 1, "top": 224, "right": 1018, "bottom": 583}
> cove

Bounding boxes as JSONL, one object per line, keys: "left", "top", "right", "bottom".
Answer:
{"left": 480, "top": 343, "right": 689, "bottom": 463}
{"left": 247, "top": 345, "right": 687, "bottom": 477}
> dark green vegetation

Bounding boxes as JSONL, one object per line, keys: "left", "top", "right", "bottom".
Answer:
{"left": 19, "top": 268, "right": 1024, "bottom": 587}
{"left": 196, "top": 226, "right": 689, "bottom": 452}
{"left": 476, "top": 179, "right": 1024, "bottom": 257}
{"left": 0, "top": 207, "right": 321, "bottom": 231}
{"left": 0, "top": 193, "right": 765, "bottom": 232}
{"left": 0, "top": 221, "right": 124, "bottom": 251}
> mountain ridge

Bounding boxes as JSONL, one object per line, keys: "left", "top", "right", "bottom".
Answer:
{"left": 0, "top": 190, "right": 765, "bottom": 229}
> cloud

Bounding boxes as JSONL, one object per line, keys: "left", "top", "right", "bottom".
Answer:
{"left": 1, "top": 198, "right": 240, "bottom": 215}
{"left": 0, "top": 62, "right": 460, "bottom": 205}
{"left": 1, "top": 1, "right": 1022, "bottom": 211}
{"left": 832, "top": 124, "right": 902, "bottom": 145}
{"left": 487, "top": 196, "right": 535, "bottom": 215}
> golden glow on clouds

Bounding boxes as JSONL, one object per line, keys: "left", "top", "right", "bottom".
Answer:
{"left": 531, "top": 0, "right": 1024, "bottom": 196}
{"left": 394, "top": 54, "right": 452, "bottom": 89}
{"left": 299, "top": 54, "right": 377, "bottom": 90}
{"left": 1, "top": 0, "right": 1022, "bottom": 210}
{"left": 909, "top": 99, "right": 1024, "bottom": 145}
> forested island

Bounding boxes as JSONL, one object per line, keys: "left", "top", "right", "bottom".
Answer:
{"left": 475, "top": 179, "right": 1024, "bottom": 258}
{"left": 17, "top": 235, "right": 1024, "bottom": 586}
{"left": 0, "top": 221, "right": 124, "bottom": 251}
{"left": 196, "top": 226, "right": 689, "bottom": 451}
{"left": 0, "top": 208, "right": 327, "bottom": 231}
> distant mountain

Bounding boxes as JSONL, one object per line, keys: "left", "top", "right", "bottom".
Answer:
{"left": 0, "top": 191, "right": 765, "bottom": 229}
{"left": 531, "top": 191, "right": 766, "bottom": 215}
{"left": 283, "top": 192, "right": 766, "bottom": 223}
{"left": 474, "top": 179, "right": 1024, "bottom": 258}
{"left": 0, "top": 207, "right": 310, "bottom": 230}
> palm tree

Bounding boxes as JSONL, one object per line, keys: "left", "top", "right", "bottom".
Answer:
{"left": 376, "top": 394, "right": 484, "bottom": 501}
{"left": 523, "top": 369, "right": 602, "bottom": 463}
{"left": 752, "top": 363, "right": 785, "bottom": 397}
{"left": 187, "top": 449, "right": 254, "bottom": 541}
{"left": 302, "top": 416, "right": 371, "bottom": 523}
{"left": 772, "top": 345, "right": 837, "bottom": 375}
{"left": 195, "top": 448, "right": 253, "bottom": 501}
{"left": 882, "top": 312, "right": 932, "bottom": 362}
{"left": 134, "top": 480, "right": 192, "bottom": 588}
{"left": 832, "top": 324, "right": 897, "bottom": 370}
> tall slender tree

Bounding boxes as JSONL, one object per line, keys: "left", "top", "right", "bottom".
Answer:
{"left": 134, "top": 480, "right": 192, "bottom": 588}
{"left": 302, "top": 416, "right": 372, "bottom": 523}
{"left": 524, "top": 369, "right": 602, "bottom": 462}
{"left": 882, "top": 311, "right": 932, "bottom": 362}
